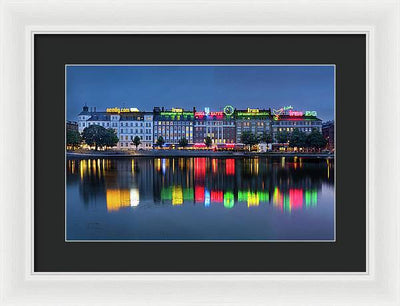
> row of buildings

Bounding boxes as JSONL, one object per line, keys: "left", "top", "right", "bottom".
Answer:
{"left": 75, "top": 105, "right": 327, "bottom": 150}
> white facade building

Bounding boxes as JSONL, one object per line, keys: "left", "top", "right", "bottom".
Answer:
{"left": 77, "top": 106, "right": 153, "bottom": 150}
{"left": 118, "top": 112, "right": 153, "bottom": 149}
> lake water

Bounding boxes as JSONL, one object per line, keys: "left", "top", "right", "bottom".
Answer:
{"left": 66, "top": 156, "right": 335, "bottom": 241}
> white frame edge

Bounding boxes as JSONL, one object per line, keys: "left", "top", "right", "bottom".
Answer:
{"left": 1, "top": 0, "right": 399, "bottom": 305}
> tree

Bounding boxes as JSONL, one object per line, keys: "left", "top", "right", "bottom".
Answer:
{"left": 132, "top": 136, "right": 141, "bottom": 150}
{"left": 156, "top": 136, "right": 165, "bottom": 147}
{"left": 66, "top": 130, "right": 81, "bottom": 149}
{"left": 178, "top": 137, "right": 189, "bottom": 148}
{"left": 288, "top": 128, "right": 307, "bottom": 148}
{"left": 103, "top": 128, "right": 119, "bottom": 149}
{"left": 204, "top": 136, "right": 212, "bottom": 148}
{"left": 275, "top": 130, "right": 289, "bottom": 144}
{"left": 306, "top": 128, "right": 327, "bottom": 150}
{"left": 261, "top": 132, "right": 273, "bottom": 144}
{"left": 81, "top": 125, "right": 108, "bottom": 150}
{"left": 241, "top": 131, "right": 259, "bottom": 151}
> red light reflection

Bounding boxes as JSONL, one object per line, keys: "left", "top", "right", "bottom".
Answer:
{"left": 226, "top": 159, "right": 235, "bottom": 175}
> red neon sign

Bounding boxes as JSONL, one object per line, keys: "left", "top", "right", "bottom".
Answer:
{"left": 289, "top": 110, "right": 303, "bottom": 117}
{"left": 194, "top": 111, "right": 223, "bottom": 118}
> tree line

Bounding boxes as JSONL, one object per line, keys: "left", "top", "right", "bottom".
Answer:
{"left": 67, "top": 125, "right": 210, "bottom": 150}
{"left": 67, "top": 125, "right": 327, "bottom": 151}
{"left": 67, "top": 125, "right": 119, "bottom": 150}
{"left": 241, "top": 128, "right": 327, "bottom": 150}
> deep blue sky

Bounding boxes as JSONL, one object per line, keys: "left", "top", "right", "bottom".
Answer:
{"left": 66, "top": 65, "right": 334, "bottom": 121}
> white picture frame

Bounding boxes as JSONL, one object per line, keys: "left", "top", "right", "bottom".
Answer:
{"left": 0, "top": 0, "right": 399, "bottom": 305}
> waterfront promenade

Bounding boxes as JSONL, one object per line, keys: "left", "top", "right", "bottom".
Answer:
{"left": 67, "top": 149, "right": 334, "bottom": 159}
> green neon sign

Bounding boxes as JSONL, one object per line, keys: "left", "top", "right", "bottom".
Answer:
{"left": 223, "top": 105, "right": 235, "bottom": 116}
{"left": 236, "top": 112, "right": 270, "bottom": 117}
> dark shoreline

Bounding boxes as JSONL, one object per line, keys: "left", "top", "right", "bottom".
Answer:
{"left": 66, "top": 150, "right": 334, "bottom": 159}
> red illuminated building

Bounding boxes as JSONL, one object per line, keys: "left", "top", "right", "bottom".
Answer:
{"left": 193, "top": 108, "right": 236, "bottom": 145}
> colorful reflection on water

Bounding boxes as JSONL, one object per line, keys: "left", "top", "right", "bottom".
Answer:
{"left": 67, "top": 157, "right": 334, "bottom": 240}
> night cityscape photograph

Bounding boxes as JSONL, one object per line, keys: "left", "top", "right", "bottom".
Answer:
{"left": 66, "top": 65, "right": 335, "bottom": 241}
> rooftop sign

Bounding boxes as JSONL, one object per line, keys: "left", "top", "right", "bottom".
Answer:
{"left": 271, "top": 106, "right": 318, "bottom": 120}
{"left": 195, "top": 111, "right": 224, "bottom": 119}
{"left": 272, "top": 105, "right": 293, "bottom": 117}
{"left": 288, "top": 110, "right": 303, "bottom": 116}
{"left": 237, "top": 111, "right": 270, "bottom": 116}
{"left": 288, "top": 110, "right": 318, "bottom": 117}
{"left": 106, "top": 107, "right": 140, "bottom": 113}
{"left": 247, "top": 108, "right": 259, "bottom": 113}
{"left": 223, "top": 105, "right": 235, "bottom": 116}
{"left": 160, "top": 111, "right": 194, "bottom": 117}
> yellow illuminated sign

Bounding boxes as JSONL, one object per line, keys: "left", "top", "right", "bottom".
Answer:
{"left": 171, "top": 108, "right": 183, "bottom": 113}
{"left": 106, "top": 107, "right": 140, "bottom": 113}
{"left": 247, "top": 108, "right": 259, "bottom": 113}
{"left": 106, "top": 107, "right": 120, "bottom": 113}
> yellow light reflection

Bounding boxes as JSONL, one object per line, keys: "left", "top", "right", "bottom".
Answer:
{"left": 80, "top": 160, "right": 87, "bottom": 180}
{"left": 87, "top": 159, "right": 91, "bottom": 175}
{"left": 212, "top": 159, "right": 218, "bottom": 173}
{"left": 106, "top": 189, "right": 131, "bottom": 211}
{"left": 71, "top": 160, "right": 75, "bottom": 174}
{"left": 327, "top": 159, "right": 330, "bottom": 179}
{"left": 273, "top": 187, "right": 283, "bottom": 209}
{"left": 179, "top": 158, "right": 185, "bottom": 170}
{"left": 247, "top": 192, "right": 259, "bottom": 207}
{"left": 155, "top": 158, "right": 161, "bottom": 172}
{"left": 92, "top": 159, "right": 96, "bottom": 176}
{"left": 254, "top": 158, "right": 259, "bottom": 175}
{"left": 172, "top": 186, "right": 183, "bottom": 205}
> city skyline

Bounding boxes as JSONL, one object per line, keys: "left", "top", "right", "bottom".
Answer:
{"left": 66, "top": 65, "right": 335, "bottom": 122}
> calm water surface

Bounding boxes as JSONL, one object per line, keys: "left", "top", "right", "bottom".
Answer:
{"left": 66, "top": 156, "right": 334, "bottom": 240}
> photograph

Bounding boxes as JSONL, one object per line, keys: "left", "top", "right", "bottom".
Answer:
{"left": 66, "top": 64, "right": 335, "bottom": 241}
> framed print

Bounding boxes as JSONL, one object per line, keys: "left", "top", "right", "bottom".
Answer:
{"left": 35, "top": 34, "right": 364, "bottom": 272}
{"left": 65, "top": 63, "right": 336, "bottom": 243}
{"left": 1, "top": 0, "right": 400, "bottom": 305}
